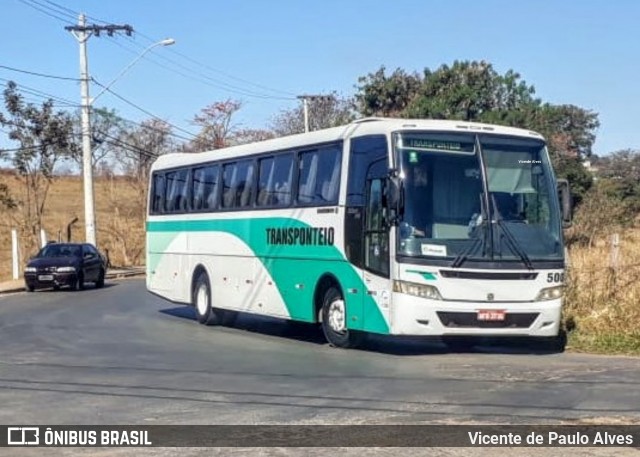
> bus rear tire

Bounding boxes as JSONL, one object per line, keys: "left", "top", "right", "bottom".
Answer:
{"left": 321, "top": 286, "right": 363, "bottom": 349}
{"left": 193, "top": 272, "right": 219, "bottom": 326}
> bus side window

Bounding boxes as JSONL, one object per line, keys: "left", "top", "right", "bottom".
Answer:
{"left": 151, "top": 173, "right": 165, "bottom": 214}
{"left": 297, "top": 146, "right": 341, "bottom": 205}
{"left": 222, "top": 163, "right": 237, "bottom": 208}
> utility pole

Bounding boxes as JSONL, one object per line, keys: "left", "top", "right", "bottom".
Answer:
{"left": 66, "top": 15, "right": 133, "bottom": 247}
{"left": 297, "top": 94, "right": 334, "bottom": 133}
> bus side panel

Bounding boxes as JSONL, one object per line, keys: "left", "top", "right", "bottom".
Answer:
{"left": 187, "top": 231, "right": 291, "bottom": 318}
{"left": 148, "top": 217, "right": 391, "bottom": 333}
{"left": 147, "top": 230, "right": 184, "bottom": 299}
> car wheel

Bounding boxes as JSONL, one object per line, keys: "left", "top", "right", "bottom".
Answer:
{"left": 95, "top": 268, "right": 105, "bottom": 288}
{"left": 193, "top": 272, "right": 219, "bottom": 326}
{"left": 320, "top": 286, "right": 364, "bottom": 349}
{"left": 53, "top": 285, "right": 60, "bottom": 291}
{"left": 25, "top": 285, "right": 35, "bottom": 292}
{"left": 73, "top": 273, "right": 84, "bottom": 291}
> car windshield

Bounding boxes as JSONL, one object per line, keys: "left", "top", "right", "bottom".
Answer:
{"left": 38, "top": 245, "right": 82, "bottom": 258}
{"left": 394, "top": 132, "right": 563, "bottom": 264}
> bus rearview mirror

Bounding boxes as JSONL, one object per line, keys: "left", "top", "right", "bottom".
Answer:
{"left": 557, "top": 179, "right": 572, "bottom": 228}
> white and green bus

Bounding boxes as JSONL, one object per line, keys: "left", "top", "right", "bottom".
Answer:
{"left": 146, "top": 118, "right": 572, "bottom": 349}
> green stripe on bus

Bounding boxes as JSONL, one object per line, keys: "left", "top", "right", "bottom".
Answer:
{"left": 147, "top": 218, "right": 389, "bottom": 335}
{"left": 406, "top": 269, "right": 437, "bottom": 280}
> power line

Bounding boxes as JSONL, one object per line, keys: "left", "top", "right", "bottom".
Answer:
{"left": 0, "top": 77, "right": 194, "bottom": 143}
{"left": 0, "top": 77, "right": 80, "bottom": 107}
{"left": 0, "top": 144, "right": 42, "bottom": 153}
{"left": 26, "top": 0, "right": 296, "bottom": 101}
{"left": 99, "top": 133, "right": 160, "bottom": 159}
{"left": 0, "top": 64, "right": 80, "bottom": 81}
{"left": 40, "top": 0, "right": 80, "bottom": 18}
{"left": 114, "top": 37, "right": 295, "bottom": 100}
{"left": 17, "top": 0, "right": 75, "bottom": 24}
{"left": 92, "top": 78, "right": 198, "bottom": 139}
{"left": 131, "top": 33, "right": 297, "bottom": 99}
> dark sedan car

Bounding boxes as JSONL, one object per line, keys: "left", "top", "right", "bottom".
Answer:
{"left": 24, "top": 243, "right": 107, "bottom": 291}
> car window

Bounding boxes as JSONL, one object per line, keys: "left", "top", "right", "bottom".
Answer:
{"left": 39, "top": 245, "right": 81, "bottom": 257}
{"left": 82, "top": 245, "right": 97, "bottom": 257}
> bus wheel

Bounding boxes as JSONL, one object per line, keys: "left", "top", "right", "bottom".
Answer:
{"left": 538, "top": 330, "right": 567, "bottom": 353}
{"left": 193, "top": 272, "right": 219, "bottom": 326}
{"left": 321, "top": 286, "right": 363, "bottom": 349}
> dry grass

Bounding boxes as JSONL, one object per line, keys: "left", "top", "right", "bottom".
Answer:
{"left": 0, "top": 173, "right": 145, "bottom": 280}
{"left": 564, "top": 228, "right": 640, "bottom": 354}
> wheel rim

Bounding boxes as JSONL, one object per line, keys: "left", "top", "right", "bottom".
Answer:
{"left": 327, "top": 298, "right": 346, "bottom": 334}
{"left": 196, "top": 284, "right": 209, "bottom": 316}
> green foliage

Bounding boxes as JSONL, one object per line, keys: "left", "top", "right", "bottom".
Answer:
{"left": 552, "top": 155, "right": 593, "bottom": 206}
{"left": 356, "top": 67, "right": 421, "bottom": 117}
{"left": 407, "top": 61, "right": 538, "bottom": 121}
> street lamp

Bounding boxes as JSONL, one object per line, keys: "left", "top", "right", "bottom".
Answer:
{"left": 91, "top": 39, "right": 176, "bottom": 103}
{"left": 78, "top": 37, "right": 175, "bottom": 247}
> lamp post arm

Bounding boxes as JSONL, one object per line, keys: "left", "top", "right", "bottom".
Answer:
{"left": 91, "top": 38, "right": 175, "bottom": 104}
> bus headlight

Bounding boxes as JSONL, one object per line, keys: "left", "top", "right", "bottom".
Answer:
{"left": 536, "top": 285, "right": 564, "bottom": 301}
{"left": 393, "top": 280, "right": 442, "bottom": 300}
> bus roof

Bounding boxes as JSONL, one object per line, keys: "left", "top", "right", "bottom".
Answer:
{"left": 151, "top": 117, "right": 546, "bottom": 171}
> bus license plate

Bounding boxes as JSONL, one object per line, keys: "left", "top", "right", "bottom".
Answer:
{"left": 38, "top": 275, "right": 54, "bottom": 281}
{"left": 477, "top": 310, "right": 505, "bottom": 321}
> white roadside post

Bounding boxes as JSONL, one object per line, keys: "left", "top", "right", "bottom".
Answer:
{"left": 11, "top": 229, "right": 19, "bottom": 280}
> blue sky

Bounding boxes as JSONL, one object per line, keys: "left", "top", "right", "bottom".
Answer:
{"left": 1, "top": 0, "right": 639, "bottom": 155}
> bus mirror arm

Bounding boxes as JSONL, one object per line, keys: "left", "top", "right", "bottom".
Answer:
{"left": 557, "top": 178, "right": 572, "bottom": 228}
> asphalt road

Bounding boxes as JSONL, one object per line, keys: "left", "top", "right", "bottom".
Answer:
{"left": 1, "top": 279, "right": 639, "bottom": 456}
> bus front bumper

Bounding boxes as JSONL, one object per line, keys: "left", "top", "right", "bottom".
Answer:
{"left": 388, "top": 293, "right": 562, "bottom": 337}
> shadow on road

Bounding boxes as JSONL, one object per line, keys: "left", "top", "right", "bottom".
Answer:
{"left": 159, "top": 306, "right": 565, "bottom": 356}
{"left": 31, "top": 282, "right": 119, "bottom": 293}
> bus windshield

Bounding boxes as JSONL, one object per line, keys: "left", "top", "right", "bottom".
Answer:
{"left": 394, "top": 132, "right": 563, "bottom": 265}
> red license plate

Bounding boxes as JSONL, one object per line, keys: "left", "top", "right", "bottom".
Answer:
{"left": 477, "top": 310, "right": 506, "bottom": 321}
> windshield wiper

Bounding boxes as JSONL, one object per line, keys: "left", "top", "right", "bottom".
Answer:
{"left": 451, "top": 195, "right": 488, "bottom": 268}
{"left": 490, "top": 194, "right": 533, "bottom": 270}
{"left": 451, "top": 236, "right": 481, "bottom": 268}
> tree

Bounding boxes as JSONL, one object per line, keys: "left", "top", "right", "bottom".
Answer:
{"left": 117, "top": 119, "right": 174, "bottom": 184}
{"left": 70, "top": 107, "right": 126, "bottom": 169}
{"left": 271, "top": 93, "right": 355, "bottom": 136}
{"left": 229, "top": 128, "right": 276, "bottom": 146}
{"left": 594, "top": 149, "right": 640, "bottom": 215}
{"left": 356, "top": 67, "right": 421, "bottom": 117}
{"left": 406, "top": 61, "right": 538, "bottom": 121}
{"left": 0, "top": 81, "right": 76, "bottom": 242}
{"left": 189, "top": 99, "right": 242, "bottom": 151}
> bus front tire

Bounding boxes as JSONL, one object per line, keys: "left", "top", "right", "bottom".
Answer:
{"left": 320, "top": 286, "right": 363, "bottom": 349}
{"left": 193, "top": 272, "right": 219, "bottom": 326}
